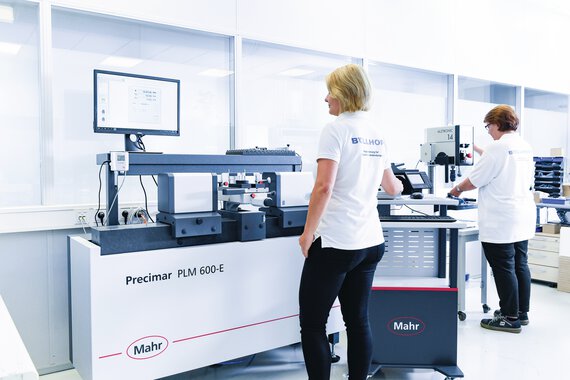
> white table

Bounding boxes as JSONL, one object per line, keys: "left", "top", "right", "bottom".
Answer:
{"left": 0, "top": 295, "right": 39, "bottom": 380}
{"left": 456, "top": 227, "right": 490, "bottom": 320}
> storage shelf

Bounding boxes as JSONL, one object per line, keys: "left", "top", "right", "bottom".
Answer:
{"left": 534, "top": 156, "right": 564, "bottom": 198}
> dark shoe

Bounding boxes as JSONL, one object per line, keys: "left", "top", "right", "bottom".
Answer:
{"left": 518, "top": 312, "right": 529, "bottom": 326}
{"left": 494, "top": 309, "right": 529, "bottom": 326}
{"left": 481, "top": 315, "right": 521, "bottom": 333}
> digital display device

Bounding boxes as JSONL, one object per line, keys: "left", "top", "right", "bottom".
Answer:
{"left": 396, "top": 170, "right": 432, "bottom": 194}
{"left": 94, "top": 70, "right": 180, "bottom": 151}
{"left": 406, "top": 173, "right": 428, "bottom": 186}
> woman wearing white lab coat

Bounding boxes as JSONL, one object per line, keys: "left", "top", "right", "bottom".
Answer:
{"left": 450, "top": 104, "right": 535, "bottom": 334}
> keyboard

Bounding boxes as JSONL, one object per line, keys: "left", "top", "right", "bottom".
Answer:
{"left": 226, "top": 147, "right": 297, "bottom": 156}
{"left": 379, "top": 215, "right": 456, "bottom": 223}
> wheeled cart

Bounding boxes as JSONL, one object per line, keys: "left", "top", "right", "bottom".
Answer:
{"left": 369, "top": 287, "right": 463, "bottom": 379}
{"left": 457, "top": 227, "right": 490, "bottom": 321}
{"left": 369, "top": 220, "right": 466, "bottom": 378}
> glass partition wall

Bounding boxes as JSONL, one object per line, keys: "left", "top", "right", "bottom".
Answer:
{"left": 524, "top": 89, "right": 569, "bottom": 224}
{"left": 239, "top": 40, "right": 357, "bottom": 175}
{"left": 523, "top": 89, "right": 569, "bottom": 158}
{"left": 452, "top": 77, "right": 520, "bottom": 197}
{"left": 456, "top": 76, "right": 519, "bottom": 152}
{"left": 50, "top": 8, "right": 232, "bottom": 205}
{"left": 367, "top": 63, "right": 450, "bottom": 170}
{"left": 1, "top": 3, "right": 570, "bottom": 213}
{"left": 0, "top": 1, "right": 41, "bottom": 207}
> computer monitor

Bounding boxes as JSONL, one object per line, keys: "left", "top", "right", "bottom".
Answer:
{"left": 93, "top": 69, "right": 180, "bottom": 152}
{"left": 400, "top": 170, "right": 432, "bottom": 194}
{"left": 406, "top": 172, "right": 430, "bottom": 188}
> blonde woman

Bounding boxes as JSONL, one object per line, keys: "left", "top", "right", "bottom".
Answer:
{"left": 298, "top": 64, "right": 402, "bottom": 380}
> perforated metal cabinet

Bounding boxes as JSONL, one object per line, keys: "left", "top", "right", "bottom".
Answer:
{"left": 528, "top": 232, "right": 560, "bottom": 283}
{"left": 378, "top": 227, "right": 438, "bottom": 277}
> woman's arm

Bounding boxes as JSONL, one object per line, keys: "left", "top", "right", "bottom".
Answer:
{"left": 473, "top": 144, "right": 484, "bottom": 155}
{"left": 298, "top": 159, "right": 338, "bottom": 257}
{"left": 449, "top": 178, "right": 477, "bottom": 197}
{"left": 381, "top": 168, "right": 404, "bottom": 196}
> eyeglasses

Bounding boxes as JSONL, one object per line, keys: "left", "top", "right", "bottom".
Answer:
{"left": 484, "top": 124, "right": 491, "bottom": 130}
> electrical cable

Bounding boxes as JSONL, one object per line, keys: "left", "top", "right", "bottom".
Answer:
{"left": 79, "top": 215, "right": 88, "bottom": 236}
{"left": 95, "top": 160, "right": 111, "bottom": 226}
{"left": 152, "top": 175, "right": 158, "bottom": 187}
{"left": 128, "top": 207, "right": 151, "bottom": 225}
{"left": 103, "top": 171, "right": 128, "bottom": 226}
{"left": 139, "top": 175, "right": 155, "bottom": 223}
{"left": 135, "top": 134, "right": 146, "bottom": 151}
{"left": 403, "top": 204, "right": 430, "bottom": 216}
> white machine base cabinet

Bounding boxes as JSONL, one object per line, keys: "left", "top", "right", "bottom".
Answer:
{"left": 69, "top": 236, "right": 343, "bottom": 380}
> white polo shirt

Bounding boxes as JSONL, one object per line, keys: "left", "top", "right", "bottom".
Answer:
{"left": 315, "top": 111, "right": 390, "bottom": 250}
{"left": 468, "top": 133, "right": 536, "bottom": 243}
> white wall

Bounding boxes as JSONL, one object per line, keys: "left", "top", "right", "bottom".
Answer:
{"left": 237, "top": 0, "right": 367, "bottom": 58}
{"left": 365, "top": 0, "right": 456, "bottom": 74}
{"left": 455, "top": 0, "right": 570, "bottom": 94}
{"left": 49, "top": 0, "right": 570, "bottom": 95}
{"left": 524, "top": 108, "right": 568, "bottom": 157}
{"left": 51, "top": 0, "right": 238, "bottom": 35}
{"left": 365, "top": 0, "right": 570, "bottom": 95}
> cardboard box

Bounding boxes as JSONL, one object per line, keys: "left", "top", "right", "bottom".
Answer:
{"left": 563, "top": 184, "right": 570, "bottom": 197}
{"left": 542, "top": 223, "right": 561, "bottom": 234}
{"left": 550, "top": 148, "right": 565, "bottom": 156}
{"left": 558, "top": 256, "right": 570, "bottom": 293}
{"left": 533, "top": 191, "right": 549, "bottom": 204}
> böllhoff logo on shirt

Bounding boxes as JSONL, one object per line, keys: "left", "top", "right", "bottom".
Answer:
{"left": 127, "top": 335, "right": 169, "bottom": 360}
{"left": 387, "top": 316, "right": 426, "bottom": 336}
{"left": 351, "top": 137, "right": 383, "bottom": 145}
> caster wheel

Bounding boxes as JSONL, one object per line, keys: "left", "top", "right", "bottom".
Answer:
{"left": 458, "top": 311, "right": 466, "bottom": 321}
{"left": 331, "top": 354, "right": 341, "bottom": 363}
{"left": 483, "top": 304, "right": 490, "bottom": 313}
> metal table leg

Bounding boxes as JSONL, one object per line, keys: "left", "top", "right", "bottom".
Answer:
{"left": 481, "top": 245, "right": 490, "bottom": 313}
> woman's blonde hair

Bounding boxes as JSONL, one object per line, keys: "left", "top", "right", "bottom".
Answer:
{"left": 326, "top": 64, "right": 372, "bottom": 113}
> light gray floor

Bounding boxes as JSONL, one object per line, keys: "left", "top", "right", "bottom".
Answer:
{"left": 42, "top": 280, "right": 570, "bottom": 380}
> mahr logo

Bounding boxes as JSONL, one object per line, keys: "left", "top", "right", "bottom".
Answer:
{"left": 127, "top": 335, "right": 169, "bottom": 360}
{"left": 387, "top": 316, "right": 426, "bottom": 336}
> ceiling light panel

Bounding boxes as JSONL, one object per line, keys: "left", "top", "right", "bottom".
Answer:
{"left": 0, "top": 5, "right": 14, "bottom": 23}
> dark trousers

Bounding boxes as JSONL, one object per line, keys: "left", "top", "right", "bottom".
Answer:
{"left": 482, "top": 240, "right": 531, "bottom": 317}
{"left": 299, "top": 238, "right": 384, "bottom": 380}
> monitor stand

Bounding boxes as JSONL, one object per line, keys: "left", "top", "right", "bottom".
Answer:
{"left": 124, "top": 134, "right": 163, "bottom": 154}
{"left": 125, "top": 134, "right": 145, "bottom": 153}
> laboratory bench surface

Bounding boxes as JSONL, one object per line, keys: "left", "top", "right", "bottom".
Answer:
{"left": 40, "top": 281, "right": 570, "bottom": 380}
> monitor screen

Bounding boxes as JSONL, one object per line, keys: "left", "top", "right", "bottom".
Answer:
{"left": 406, "top": 173, "right": 426, "bottom": 186}
{"left": 94, "top": 70, "right": 180, "bottom": 137}
{"left": 402, "top": 171, "right": 432, "bottom": 192}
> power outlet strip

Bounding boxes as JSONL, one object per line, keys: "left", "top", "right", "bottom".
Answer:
{"left": 75, "top": 210, "right": 92, "bottom": 226}
{"left": 72, "top": 207, "right": 152, "bottom": 227}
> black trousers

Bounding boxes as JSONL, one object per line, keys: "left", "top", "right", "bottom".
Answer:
{"left": 299, "top": 238, "right": 384, "bottom": 380}
{"left": 482, "top": 240, "right": 531, "bottom": 317}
